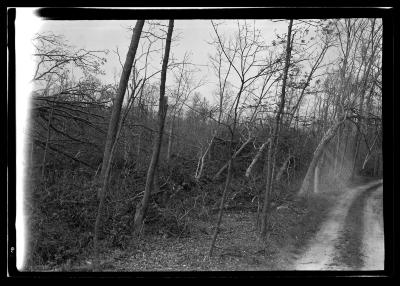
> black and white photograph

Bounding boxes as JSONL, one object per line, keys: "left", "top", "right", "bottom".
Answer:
{"left": 8, "top": 7, "right": 395, "bottom": 276}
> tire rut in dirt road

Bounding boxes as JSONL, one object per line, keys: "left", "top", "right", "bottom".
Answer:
{"left": 329, "top": 184, "right": 381, "bottom": 270}
{"left": 361, "top": 185, "right": 384, "bottom": 270}
{"left": 293, "top": 180, "right": 383, "bottom": 270}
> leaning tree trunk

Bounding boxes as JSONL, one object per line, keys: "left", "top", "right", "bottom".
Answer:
{"left": 97, "top": 20, "right": 145, "bottom": 198}
{"left": 213, "top": 136, "right": 254, "bottom": 180}
{"left": 361, "top": 133, "right": 378, "bottom": 170}
{"left": 313, "top": 160, "right": 321, "bottom": 194}
{"left": 333, "top": 124, "right": 342, "bottom": 175}
{"left": 93, "top": 20, "right": 144, "bottom": 271}
{"left": 41, "top": 100, "right": 55, "bottom": 180}
{"left": 133, "top": 20, "right": 174, "bottom": 235}
{"left": 298, "top": 117, "right": 346, "bottom": 196}
{"left": 195, "top": 133, "right": 216, "bottom": 181}
{"left": 245, "top": 140, "right": 269, "bottom": 178}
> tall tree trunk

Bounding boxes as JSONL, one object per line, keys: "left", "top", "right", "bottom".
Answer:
{"left": 260, "top": 19, "right": 293, "bottom": 237}
{"left": 97, "top": 20, "right": 144, "bottom": 198}
{"left": 94, "top": 108, "right": 126, "bottom": 269}
{"left": 153, "top": 166, "right": 160, "bottom": 194}
{"left": 136, "top": 130, "right": 142, "bottom": 163}
{"left": 93, "top": 20, "right": 144, "bottom": 271}
{"left": 30, "top": 140, "right": 34, "bottom": 177}
{"left": 166, "top": 119, "right": 174, "bottom": 164}
{"left": 133, "top": 20, "right": 174, "bottom": 234}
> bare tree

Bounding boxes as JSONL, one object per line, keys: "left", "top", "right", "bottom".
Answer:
{"left": 245, "top": 139, "right": 270, "bottom": 178}
{"left": 33, "top": 33, "right": 107, "bottom": 83}
{"left": 31, "top": 33, "right": 109, "bottom": 178}
{"left": 97, "top": 21, "right": 145, "bottom": 197}
{"left": 350, "top": 19, "right": 382, "bottom": 177}
{"left": 297, "top": 18, "right": 382, "bottom": 196}
{"left": 207, "top": 20, "right": 273, "bottom": 257}
{"left": 93, "top": 20, "right": 144, "bottom": 270}
{"left": 133, "top": 20, "right": 174, "bottom": 235}
{"left": 260, "top": 19, "right": 293, "bottom": 238}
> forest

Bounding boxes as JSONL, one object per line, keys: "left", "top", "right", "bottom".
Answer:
{"left": 21, "top": 18, "right": 383, "bottom": 271}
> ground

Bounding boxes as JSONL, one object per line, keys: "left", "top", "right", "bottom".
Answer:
{"left": 41, "top": 179, "right": 384, "bottom": 272}
{"left": 67, "top": 211, "right": 282, "bottom": 271}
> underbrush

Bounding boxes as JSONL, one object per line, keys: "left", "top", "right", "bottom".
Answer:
{"left": 24, "top": 156, "right": 339, "bottom": 271}
{"left": 25, "top": 171, "right": 98, "bottom": 269}
{"left": 25, "top": 161, "right": 226, "bottom": 270}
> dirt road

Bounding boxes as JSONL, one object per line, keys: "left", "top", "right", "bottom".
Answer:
{"left": 362, "top": 185, "right": 384, "bottom": 270}
{"left": 293, "top": 180, "right": 384, "bottom": 271}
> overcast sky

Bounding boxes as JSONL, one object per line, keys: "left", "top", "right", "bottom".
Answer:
{"left": 19, "top": 11, "right": 290, "bottom": 102}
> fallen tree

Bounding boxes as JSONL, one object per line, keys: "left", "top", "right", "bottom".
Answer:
{"left": 213, "top": 136, "right": 254, "bottom": 180}
{"left": 245, "top": 139, "right": 270, "bottom": 178}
